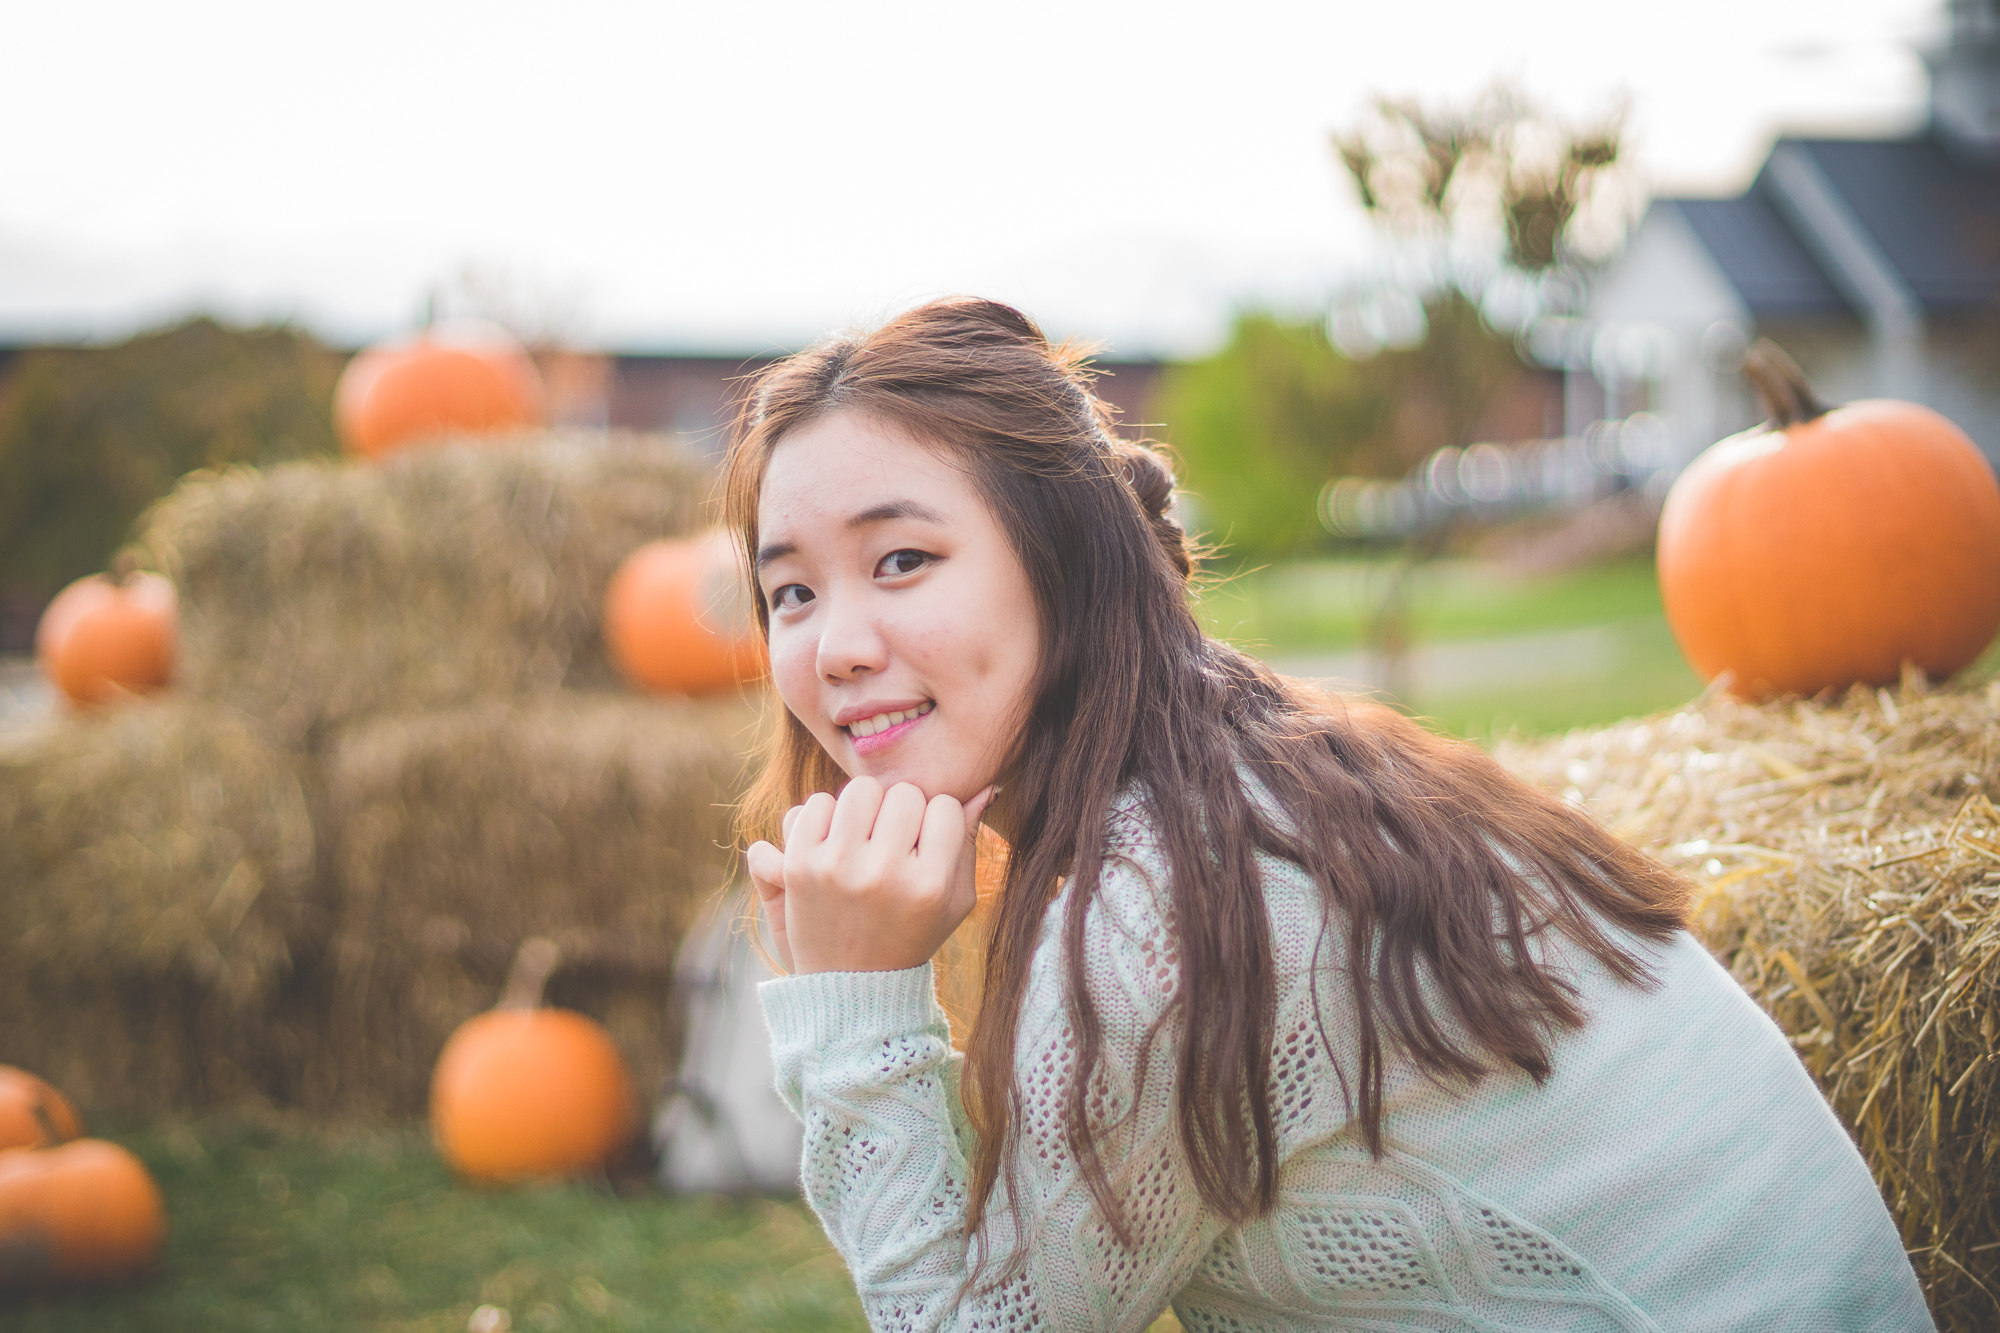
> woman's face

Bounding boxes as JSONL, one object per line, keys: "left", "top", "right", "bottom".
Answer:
{"left": 755, "top": 410, "right": 1043, "bottom": 804}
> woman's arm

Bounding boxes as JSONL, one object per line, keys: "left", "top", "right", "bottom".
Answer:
{"left": 760, "top": 837, "right": 1227, "bottom": 1332}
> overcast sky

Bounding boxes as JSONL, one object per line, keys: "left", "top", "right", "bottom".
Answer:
{"left": 0, "top": 0, "right": 1939, "bottom": 354}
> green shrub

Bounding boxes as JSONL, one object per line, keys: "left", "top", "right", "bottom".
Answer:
{"left": 0, "top": 317, "right": 342, "bottom": 595}
{"left": 1155, "top": 314, "right": 1384, "bottom": 559}
{"left": 1156, "top": 293, "right": 1537, "bottom": 561}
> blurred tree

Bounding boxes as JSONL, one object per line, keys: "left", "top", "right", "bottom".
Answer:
{"left": 0, "top": 318, "right": 342, "bottom": 598}
{"left": 1332, "top": 85, "right": 1628, "bottom": 275}
{"left": 1159, "top": 292, "right": 1534, "bottom": 560}
{"left": 1325, "top": 88, "right": 1627, "bottom": 688}
{"left": 1158, "top": 314, "right": 1385, "bottom": 558}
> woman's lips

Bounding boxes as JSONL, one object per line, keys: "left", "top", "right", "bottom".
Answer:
{"left": 847, "top": 707, "right": 929, "bottom": 757}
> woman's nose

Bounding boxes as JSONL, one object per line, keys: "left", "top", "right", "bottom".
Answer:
{"left": 814, "top": 593, "right": 889, "bottom": 681}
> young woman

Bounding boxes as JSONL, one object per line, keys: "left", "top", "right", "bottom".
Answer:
{"left": 731, "top": 298, "right": 1931, "bottom": 1331}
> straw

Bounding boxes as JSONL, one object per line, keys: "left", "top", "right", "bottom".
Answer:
{"left": 310, "top": 691, "right": 760, "bottom": 1117}
{"left": 138, "top": 431, "right": 710, "bottom": 747}
{"left": 0, "top": 698, "right": 319, "bottom": 1111}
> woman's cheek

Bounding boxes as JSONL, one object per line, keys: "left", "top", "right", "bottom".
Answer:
{"left": 768, "top": 630, "right": 820, "bottom": 717}
{"left": 892, "top": 610, "right": 955, "bottom": 675}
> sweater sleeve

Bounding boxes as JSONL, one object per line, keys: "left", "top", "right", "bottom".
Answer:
{"left": 760, "top": 843, "right": 1226, "bottom": 1333}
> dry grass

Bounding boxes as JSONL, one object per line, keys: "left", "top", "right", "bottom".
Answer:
{"left": 0, "top": 689, "right": 764, "bottom": 1123}
{"left": 1499, "top": 667, "right": 2000, "bottom": 1330}
{"left": 0, "top": 698, "right": 320, "bottom": 1111}
{"left": 311, "top": 691, "right": 760, "bottom": 1118}
{"left": 2, "top": 435, "right": 761, "bottom": 1123}
{"left": 138, "top": 432, "right": 709, "bottom": 747}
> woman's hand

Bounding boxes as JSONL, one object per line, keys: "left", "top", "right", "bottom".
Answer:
{"left": 745, "top": 777, "right": 995, "bottom": 975}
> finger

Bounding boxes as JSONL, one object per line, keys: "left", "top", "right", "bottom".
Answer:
{"left": 914, "top": 792, "right": 971, "bottom": 886}
{"left": 871, "top": 782, "right": 930, "bottom": 860}
{"left": 781, "top": 803, "right": 805, "bottom": 845}
{"left": 827, "top": 775, "right": 886, "bottom": 848}
{"left": 753, "top": 891, "right": 794, "bottom": 974}
{"left": 963, "top": 783, "right": 998, "bottom": 833}
{"left": 788, "top": 791, "right": 837, "bottom": 852}
{"left": 745, "top": 841, "right": 786, "bottom": 900}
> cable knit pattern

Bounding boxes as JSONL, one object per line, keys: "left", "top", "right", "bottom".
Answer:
{"left": 761, "top": 793, "right": 1933, "bottom": 1332}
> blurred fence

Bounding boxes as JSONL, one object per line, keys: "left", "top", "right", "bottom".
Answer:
{"left": 1318, "top": 412, "right": 1679, "bottom": 541}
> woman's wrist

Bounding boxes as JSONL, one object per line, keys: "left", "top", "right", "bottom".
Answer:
{"left": 787, "top": 948, "right": 941, "bottom": 975}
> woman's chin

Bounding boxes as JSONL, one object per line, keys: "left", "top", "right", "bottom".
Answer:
{"left": 846, "top": 759, "right": 978, "bottom": 805}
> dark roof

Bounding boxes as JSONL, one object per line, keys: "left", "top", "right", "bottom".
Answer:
{"left": 1655, "top": 132, "right": 2000, "bottom": 319}
{"left": 1666, "top": 196, "right": 1851, "bottom": 317}
{"left": 1761, "top": 137, "right": 2000, "bottom": 313}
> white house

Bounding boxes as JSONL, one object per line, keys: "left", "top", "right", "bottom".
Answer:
{"left": 1584, "top": 0, "right": 2000, "bottom": 468}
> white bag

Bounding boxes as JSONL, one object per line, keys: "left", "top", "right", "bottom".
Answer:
{"left": 653, "top": 886, "right": 803, "bottom": 1194}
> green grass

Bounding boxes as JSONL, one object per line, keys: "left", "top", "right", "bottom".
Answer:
{"left": 5, "top": 1116, "right": 867, "bottom": 1333}
{"left": 1195, "top": 556, "right": 1708, "bottom": 739}
{"left": 1406, "top": 617, "right": 1707, "bottom": 743}
{"left": 1195, "top": 555, "right": 1669, "bottom": 655}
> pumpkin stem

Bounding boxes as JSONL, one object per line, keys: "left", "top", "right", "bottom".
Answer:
{"left": 107, "top": 548, "right": 141, "bottom": 587}
{"left": 499, "top": 936, "right": 561, "bottom": 1010}
{"left": 31, "top": 1100, "right": 67, "bottom": 1147}
{"left": 1742, "top": 339, "right": 1832, "bottom": 428}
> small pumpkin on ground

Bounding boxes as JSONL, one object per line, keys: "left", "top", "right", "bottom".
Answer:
{"left": 431, "top": 938, "right": 637, "bottom": 1184}
{"left": 0, "top": 1139, "right": 166, "bottom": 1288}
{"left": 334, "top": 323, "right": 546, "bottom": 459}
{"left": 0, "top": 1067, "right": 83, "bottom": 1153}
{"left": 1656, "top": 340, "right": 2000, "bottom": 700}
{"left": 34, "top": 556, "right": 176, "bottom": 708}
{"left": 604, "top": 531, "right": 768, "bottom": 696}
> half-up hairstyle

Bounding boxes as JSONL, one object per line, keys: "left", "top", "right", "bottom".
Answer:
{"left": 721, "top": 297, "right": 1691, "bottom": 1281}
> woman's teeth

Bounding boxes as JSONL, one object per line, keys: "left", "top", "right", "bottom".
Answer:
{"left": 848, "top": 702, "right": 933, "bottom": 738}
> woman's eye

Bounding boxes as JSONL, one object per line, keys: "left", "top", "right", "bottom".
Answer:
{"left": 769, "top": 584, "right": 815, "bottom": 612}
{"left": 876, "top": 549, "right": 930, "bottom": 578}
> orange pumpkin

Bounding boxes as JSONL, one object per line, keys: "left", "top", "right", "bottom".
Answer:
{"left": 0, "top": 1067, "right": 83, "bottom": 1152}
{"left": 430, "top": 938, "right": 636, "bottom": 1183}
{"left": 604, "top": 531, "right": 768, "bottom": 696}
{"left": 0, "top": 1139, "right": 166, "bottom": 1288}
{"left": 335, "top": 324, "right": 546, "bottom": 458}
{"left": 35, "top": 566, "right": 176, "bottom": 708}
{"left": 1657, "top": 341, "right": 2000, "bottom": 700}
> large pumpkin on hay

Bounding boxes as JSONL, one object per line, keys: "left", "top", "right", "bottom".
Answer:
{"left": 604, "top": 531, "right": 767, "bottom": 696}
{"left": 0, "top": 1139, "right": 166, "bottom": 1288}
{"left": 334, "top": 323, "right": 546, "bottom": 459}
{"left": 1657, "top": 340, "right": 2000, "bottom": 700}
{"left": 35, "top": 564, "right": 176, "bottom": 708}
{"left": 0, "top": 1067, "right": 82, "bottom": 1152}
{"left": 431, "top": 939, "right": 636, "bottom": 1183}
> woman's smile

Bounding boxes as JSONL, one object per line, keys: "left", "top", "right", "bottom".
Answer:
{"left": 841, "top": 699, "right": 935, "bottom": 754}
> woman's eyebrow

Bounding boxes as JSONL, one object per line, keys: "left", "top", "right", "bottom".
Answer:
{"left": 756, "top": 500, "right": 947, "bottom": 568}
{"left": 848, "top": 499, "right": 947, "bottom": 529}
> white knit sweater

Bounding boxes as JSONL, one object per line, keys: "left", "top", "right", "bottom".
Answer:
{"left": 760, "top": 795, "right": 1933, "bottom": 1331}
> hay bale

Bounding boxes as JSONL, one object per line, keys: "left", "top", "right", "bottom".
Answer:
{"left": 1500, "top": 670, "right": 2000, "bottom": 1329}
{"left": 312, "top": 691, "right": 759, "bottom": 1118}
{"left": 0, "top": 699, "right": 320, "bottom": 1115}
{"left": 139, "top": 432, "right": 709, "bottom": 745}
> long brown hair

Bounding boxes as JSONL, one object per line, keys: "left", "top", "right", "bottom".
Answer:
{"left": 722, "top": 297, "right": 1691, "bottom": 1268}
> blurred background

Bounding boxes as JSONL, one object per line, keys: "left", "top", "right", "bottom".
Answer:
{"left": 3, "top": 1, "right": 1998, "bottom": 1329}
{"left": 4, "top": 0, "right": 1994, "bottom": 735}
